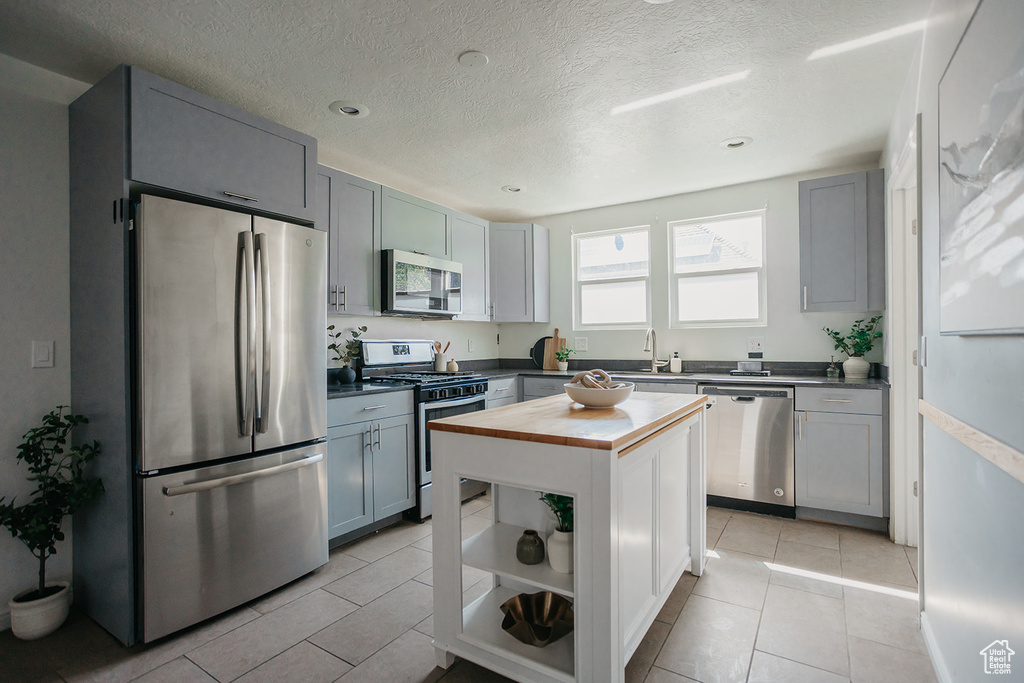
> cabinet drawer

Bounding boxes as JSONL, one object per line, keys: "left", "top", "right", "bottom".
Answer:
{"left": 795, "top": 387, "right": 883, "bottom": 415}
{"left": 486, "top": 377, "right": 517, "bottom": 402}
{"left": 130, "top": 68, "right": 317, "bottom": 222}
{"left": 487, "top": 396, "right": 517, "bottom": 409}
{"left": 522, "top": 376, "right": 567, "bottom": 398}
{"left": 328, "top": 390, "right": 413, "bottom": 427}
{"left": 635, "top": 381, "right": 697, "bottom": 394}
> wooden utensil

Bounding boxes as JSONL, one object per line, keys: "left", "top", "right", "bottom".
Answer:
{"left": 543, "top": 328, "right": 563, "bottom": 370}
{"left": 443, "top": 341, "right": 451, "bottom": 354}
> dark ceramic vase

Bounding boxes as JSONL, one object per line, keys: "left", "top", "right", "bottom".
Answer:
{"left": 516, "top": 529, "right": 545, "bottom": 565}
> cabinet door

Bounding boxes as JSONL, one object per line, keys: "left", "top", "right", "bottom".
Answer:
{"left": 371, "top": 414, "right": 416, "bottom": 519}
{"left": 522, "top": 376, "right": 566, "bottom": 400}
{"left": 795, "top": 411, "right": 883, "bottom": 516}
{"left": 318, "top": 166, "right": 379, "bottom": 316}
{"left": 129, "top": 68, "right": 316, "bottom": 223}
{"left": 635, "top": 382, "right": 697, "bottom": 394}
{"left": 381, "top": 188, "right": 449, "bottom": 257}
{"left": 451, "top": 212, "right": 490, "bottom": 320}
{"left": 327, "top": 422, "right": 374, "bottom": 539}
{"left": 489, "top": 223, "right": 533, "bottom": 322}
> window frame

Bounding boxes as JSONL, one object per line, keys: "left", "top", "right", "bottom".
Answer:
{"left": 667, "top": 208, "right": 768, "bottom": 329}
{"left": 572, "top": 224, "right": 652, "bottom": 331}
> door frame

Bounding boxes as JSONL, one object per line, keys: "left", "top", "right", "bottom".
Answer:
{"left": 886, "top": 114, "right": 924, "bottom": 554}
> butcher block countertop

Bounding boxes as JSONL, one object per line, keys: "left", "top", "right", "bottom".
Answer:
{"left": 427, "top": 392, "right": 706, "bottom": 451}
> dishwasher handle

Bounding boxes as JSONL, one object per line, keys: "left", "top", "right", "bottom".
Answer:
{"left": 699, "top": 385, "right": 793, "bottom": 399}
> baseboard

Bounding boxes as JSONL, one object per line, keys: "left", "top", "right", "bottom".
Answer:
{"left": 921, "top": 611, "right": 953, "bottom": 683}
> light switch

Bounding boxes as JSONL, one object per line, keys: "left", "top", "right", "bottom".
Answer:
{"left": 574, "top": 337, "right": 588, "bottom": 352}
{"left": 747, "top": 337, "right": 765, "bottom": 354}
{"left": 32, "top": 341, "right": 55, "bottom": 368}
{"left": 467, "top": 339, "right": 475, "bottom": 352}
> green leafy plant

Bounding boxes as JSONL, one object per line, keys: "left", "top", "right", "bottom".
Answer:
{"left": 555, "top": 346, "right": 574, "bottom": 362}
{"left": 539, "top": 493, "right": 573, "bottom": 532}
{"left": 328, "top": 325, "right": 367, "bottom": 364}
{"left": 823, "top": 315, "right": 883, "bottom": 357}
{"left": 0, "top": 406, "right": 103, "bottom": 601}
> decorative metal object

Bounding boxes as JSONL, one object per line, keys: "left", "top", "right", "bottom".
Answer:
{"left": 499, "top": 591, "right": 574, "bottom": 647}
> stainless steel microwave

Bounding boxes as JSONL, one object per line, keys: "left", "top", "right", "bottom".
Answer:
{"left": 382, "top": 249, "right": 463, "bottom": 317}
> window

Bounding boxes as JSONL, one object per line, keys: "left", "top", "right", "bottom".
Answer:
{"left": 573, "top": 226, "right": 651, "bottom": 329}
{"left": 669, "top": 210, "right": 766, "bottom": 326}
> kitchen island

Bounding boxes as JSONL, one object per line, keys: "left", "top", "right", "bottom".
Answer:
{"left": 428, "top": 392, "right": 707, "bottom": 683}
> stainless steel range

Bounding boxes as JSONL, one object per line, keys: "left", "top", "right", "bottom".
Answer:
{"left": 362, "top": 340, "right": 489, "bottom": 520}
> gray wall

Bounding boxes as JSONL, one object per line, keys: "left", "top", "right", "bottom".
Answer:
{"left": 0, "top": 55, "right": 89, "bottom": 629}
{"left": 885, "top": 0, "right": 1024, "bottom": 679}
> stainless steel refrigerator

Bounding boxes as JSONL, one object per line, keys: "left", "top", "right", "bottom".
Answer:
{"left": 134, "top": 195, "right": 327, "bottom": 642}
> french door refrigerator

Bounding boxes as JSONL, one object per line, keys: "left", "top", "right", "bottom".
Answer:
{"left": 134, "top": 194, "right": 327, "bottom": 642}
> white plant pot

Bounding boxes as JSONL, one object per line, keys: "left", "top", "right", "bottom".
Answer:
{"left": 9, "top": 581, "right": 70, "bottom": 640}
{"left": 557, "top": 361, "right": 568, "bottom": 372}
{"left": 547, "top": 530, "right": 574, "bottom": 574}
{"left": 843, "top": 355, "right": 870, "bottom": 380}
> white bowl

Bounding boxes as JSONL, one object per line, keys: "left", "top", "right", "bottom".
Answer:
{"left": 564, "top": 382, "right": 634, "bottom": 408}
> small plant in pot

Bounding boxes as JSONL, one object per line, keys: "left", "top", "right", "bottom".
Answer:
{"left": 0, "top": 406, "right": 103, "bottom": 640}
{"left": 539, "top": 493, "right": 574, "bottom": 574}
{"left": 823, "top": 315, "right": 882, "bottom": 380}
{"left": 327, "top": 324, "right": 367, "bottom": 385}
{"left": 555, "top": 346, "right": 574, "bottom": 373}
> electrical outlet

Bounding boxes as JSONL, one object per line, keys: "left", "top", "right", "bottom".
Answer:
{"left": 467, "top": 339, "right": 475, "bottom": 353}
{"left": 574, "top": 337, "right": 588, "bottom": 352}
{"left": 747, "top": 337, "right": 764, "bottom": 354}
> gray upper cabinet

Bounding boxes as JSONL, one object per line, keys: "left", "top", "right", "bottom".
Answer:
{"left": 798, "top": 169, "right": 884, "bottom": 312}
{"left": 489, "top": 223, "right": 550, "bottom": 323}
{"left": 129, "top": 67, "right": 317, "bottom": 223}
{"left": 381, "top": 188, "right": 450, "bottom": 258}
{"left": 317, "top": 166, "right": 380, "bottom": 316}
{"left": 450, "top": 211, "right": 490, "bottom": 321}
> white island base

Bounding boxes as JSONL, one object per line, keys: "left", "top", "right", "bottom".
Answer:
{"left": 429, "top": 392, "right": 707, "bottom": 683}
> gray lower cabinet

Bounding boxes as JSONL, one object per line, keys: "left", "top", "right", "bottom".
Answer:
{"left": 327, "top": 396, "right": 415, "bottom": 539}
{"left": 451, "top": 211, "right": 490, "bottom": 321}
{"left": 633, "top": 381, "right": 697, "bottom": 394}
{"left": 522, "top": 376, "right": 566, "bottom": 400}
{"left": 798, "top": 169, "right": 884, "bottom": 312}
{"left": 381, "top": 187, "right": 450, "bottom": 258}
{"left": 317, "top": 166, "right": 380, "bottom": 316}
{"left": 489, "top": 223, "right": 550, "bottom": 323}
{"left": 129, "top": 66, "right": 317, "bottom": 223}
{"left": 794, "top": 387, "right": 887, "bottom": 517}
{"left": 485, "top": 376, "right": 519, "bottom": 407}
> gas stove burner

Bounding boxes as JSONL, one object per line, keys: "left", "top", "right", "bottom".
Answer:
{"left": 374, "top": 372, "right": 481, "bottom": 385}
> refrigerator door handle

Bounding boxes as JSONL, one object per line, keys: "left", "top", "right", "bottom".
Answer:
{"left": 161, "top": 453, "right": 324, "bottom": 497}
{"left": 255, "top": 232, "right": 272, "bottom": 434}
{"left": 236, "top": 231, "right": 256, "bottom": 436}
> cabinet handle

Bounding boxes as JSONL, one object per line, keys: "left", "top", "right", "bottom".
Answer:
{"left": 333, "top": 285, "right": 341, "bottom": 311}
{"left": 363, "top": 405, "right": 387, "bottom": 411}
{"left": 373, "top": 423, "right": 381, "bottom": 449}
{"left": 341, "top": 285, "right": 347, "bottom": 312}
{"left": 495, "top": 387, "right": 510, "bottom": 394}
{"left": 803, "top": 286, "right": 808, "bottom": 311}
{"left": 223, "top": 191, "right": 259, "bottom": 202}
{"left": 820, "top": 398, "right": 853, "bottom": 403}
{"left": 798, "top": 412, "right": 803, "bottom": 440}
{"left": 489, "top": 302, "right": 495, "bottom": 320}
{"left": 365, "top": 429, "right": 372, "bottom": 451}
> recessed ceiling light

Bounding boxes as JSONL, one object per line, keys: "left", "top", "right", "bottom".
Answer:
{"left": 501, "top": 185, "right": 522, "bottom": 193}
{"left": 328, "top": 100, "right": 368, "bottom": 118}
{"left": 458, "top": 51, "right": 490, "bottom": 68}
{"left": 720, "top": 136, "right": 753, "bottom": 149}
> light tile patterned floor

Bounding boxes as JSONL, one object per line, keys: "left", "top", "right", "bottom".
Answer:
{"left": 1, "top": 502, "right": 938, "bottom": 682}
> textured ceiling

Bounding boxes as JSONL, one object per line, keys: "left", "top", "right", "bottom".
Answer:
{"left": 0, "top": 0, "right": 929, "bottom": 221}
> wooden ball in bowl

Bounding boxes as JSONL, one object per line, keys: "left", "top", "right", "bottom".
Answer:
{"left": 563, "top": 382, "right": 634, "bottom": 408}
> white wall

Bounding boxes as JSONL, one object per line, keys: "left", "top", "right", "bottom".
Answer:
{"left": 501, "top": 165, "right": 885, "bottom": 365}
{"left": 0, "top": 55, "right": 89, "bottom": 629}
{"left": 884, "top": 0, "right": 1024, "bottom": 680}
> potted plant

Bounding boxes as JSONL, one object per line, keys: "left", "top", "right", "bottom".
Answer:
{"left": 539, "top": 493, "right": 573, "bottom": 574}
{"left": 555, "top": 346, "right": 574, "bottom": 373}
{"left": 823, "top": 315, "right": 882, "bottom": 380}
{"left": 0, "top": 406, "right": 102, "bottom": 640}
{"left": 327, "top": 324, "right": 367, "bottom": 385}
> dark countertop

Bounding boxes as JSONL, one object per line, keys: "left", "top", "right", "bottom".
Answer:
{"left": 327, "top": 381, "right": 412, "bottom": 399}
{"left": 514, "top": 369, "right": 888, "bottom": 390}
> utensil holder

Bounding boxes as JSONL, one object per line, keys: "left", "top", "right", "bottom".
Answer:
{"left": 434, "top": 353, "right": 446, "bottom": 371}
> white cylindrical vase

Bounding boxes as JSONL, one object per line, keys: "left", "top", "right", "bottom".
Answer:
{"left": 547, "top": 530, "right": 574, "bottom": 574}
{"left": 843, "top": 355, "right": 870, "bottom": 380}
{"left": 9, "top": 581, "right": 70, "bottom": 640}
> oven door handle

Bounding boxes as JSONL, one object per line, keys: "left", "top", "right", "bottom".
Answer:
{"left": 422, "top": 394, "right": 488, "bottom": 411}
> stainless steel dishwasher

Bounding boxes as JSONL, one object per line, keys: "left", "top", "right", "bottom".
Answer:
{"left": 699, "top": 384, "right": 795, "bottom": 516}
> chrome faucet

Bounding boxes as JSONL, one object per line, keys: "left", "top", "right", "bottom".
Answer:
{"left": 643, "top": 327, "right": 670, "bottom": 373}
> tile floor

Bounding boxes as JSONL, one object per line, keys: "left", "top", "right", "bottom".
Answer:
{"left": 1, "top": 498, "right": 938, "bottom": 683}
